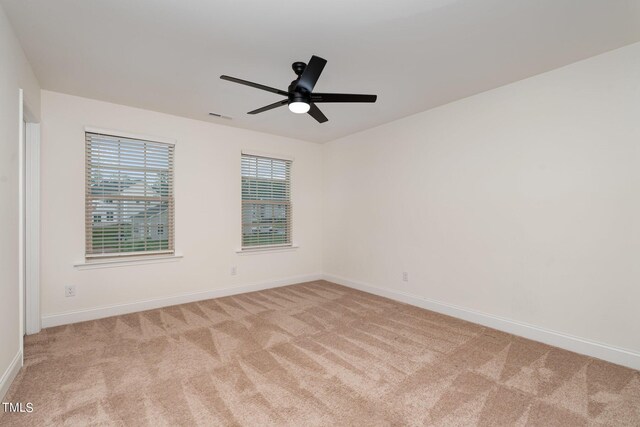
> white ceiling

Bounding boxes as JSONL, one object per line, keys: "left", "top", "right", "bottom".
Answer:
{"left": 3, "top": 0, "right": 640, "bottom": 143}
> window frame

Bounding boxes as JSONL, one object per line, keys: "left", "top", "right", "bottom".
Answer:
{"left": 84, "top": 129, "right": 175, "bottom": 259}
{"left": 240, "top": 151, "right": 293, "bottom": 251}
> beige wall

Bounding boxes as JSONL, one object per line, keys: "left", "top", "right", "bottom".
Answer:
{"left": 323, "top": 42, "right": 640, "bottom": 354}
{"left": 40, "top": 91, "right": 323, "bottom": 318}
{"left": 0, "top": 5, "right": 40, "bottom": 392}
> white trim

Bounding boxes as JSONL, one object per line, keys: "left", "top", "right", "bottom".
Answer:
{"left": 236, "top": 244, "right": 299, "bottom": 255}
{"left": 74, "top": 254, "right": 183, "bottom": 270}
{"left": 241, "top": 149, "right": 294, "bottom": 162}
{"left": 25, "top": 122, "right": 41, "bottom": 334}
{"left": 41, "top": 273, "right": 322, "bottom": 327}
{"left": 0, "top": 351, "right": 22, "bottom": 401}
{"left": 323, "top": 274, "right": 640, "bottom": 371}
{"left": 18, "top": 90, "right": 25, "bottom": 358}
{"left": 84, "top": 126, "right": 176, "bottom": 145}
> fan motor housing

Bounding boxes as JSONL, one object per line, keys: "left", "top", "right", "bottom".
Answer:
{"left": 288, "top": 91, "right": 310, "bottom": 105}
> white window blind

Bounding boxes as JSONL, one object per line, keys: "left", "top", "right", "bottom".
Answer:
{"left": 85, "top": 132, "right": 175, "bottom": 257}
{"left": 241, "top": 154, "right": 292, "bottom": 248}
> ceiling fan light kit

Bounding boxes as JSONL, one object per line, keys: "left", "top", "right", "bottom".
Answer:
{"left": 289, "top": 101, "right": 310, "bottom": 114}
{"left": 221, "top": 55, "right": 377, "bottom": 123}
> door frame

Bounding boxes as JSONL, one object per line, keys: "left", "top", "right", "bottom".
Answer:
{"left": 19, "top": 89, "right": 41, "bottom": 345}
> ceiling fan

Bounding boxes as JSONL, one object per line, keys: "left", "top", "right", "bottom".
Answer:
{"left": 220, "top": 55, "right": 377, "bottom": 123}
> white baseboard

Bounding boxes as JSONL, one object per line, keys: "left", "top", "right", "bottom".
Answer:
{"left": 39, "top": 271, "right": 640, "bottom": 371}
{"left": 0, "top": 351, "right": 23, "bottom": 401}
{"left": 41, "top": 273, "right": 323, "bottom": 328}
{"left": 324, "top": 274, "right": 640, "bottom": 371}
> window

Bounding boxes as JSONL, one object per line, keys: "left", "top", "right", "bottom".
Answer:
{"left": 241, "top": 153, "right": 291, "bottom": 248}
{"left": 85, "top": 132, "right": 174, "bottom": 257}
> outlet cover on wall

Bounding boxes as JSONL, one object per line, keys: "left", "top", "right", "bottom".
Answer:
{"left": 65, "top": 285, "right": 76, "bottom": 297}
{"left": 231, "top": 266, "right": 237, "bottom": 276}
{"left": 402, "top": 272, "right": 409, "bottom": 282}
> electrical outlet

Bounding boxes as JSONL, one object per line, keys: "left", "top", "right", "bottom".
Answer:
{"left": 65, "top": 285, "right": 76, "bottom": 297}
{"left": 402, "top": 272, "right": 409, "bottom": 282}
{"left": 231, "top": 266, "right": 237, "bottom": 276}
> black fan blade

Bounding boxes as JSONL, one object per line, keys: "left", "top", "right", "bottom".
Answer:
{"left": 248, "top": 99, "right": 288, "bottom": 115}
{"left": 311, "top": 93, "right": 377, "bottom": 103}
{"left": 307, "top": 103, "right": 328, "bottom": 123}
{"left": 220, "top": 75, "right": 288, "bottom": 96}
{"left": 295, "top": 56, "right": 327, "bottom": 93}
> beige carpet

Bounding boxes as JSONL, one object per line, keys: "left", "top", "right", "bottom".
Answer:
{"left": 1, "top": 281, "right": 639, "bottom": 426}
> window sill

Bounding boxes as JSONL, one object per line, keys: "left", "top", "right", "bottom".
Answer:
{"left": 235, "top": 244, "right": 299, "bottom": 255}
{"left": 74, "top": 253, "right": 183, "bottom": 270}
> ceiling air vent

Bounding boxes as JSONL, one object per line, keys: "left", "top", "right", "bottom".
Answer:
{"left": 209, "top": 112, "right": 232, "bottom": 120}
